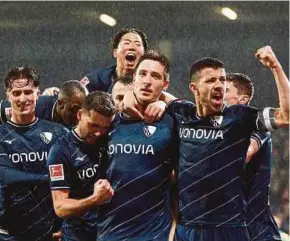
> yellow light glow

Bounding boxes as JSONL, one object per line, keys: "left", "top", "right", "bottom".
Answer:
{"left": 221, "top": 7, "right": 237, "bottom": 20}
{"left": 99, "top": 14, "right": 117, "bottom": 27}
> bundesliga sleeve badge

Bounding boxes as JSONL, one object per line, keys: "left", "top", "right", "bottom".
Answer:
{"left": 49, "top": 164, "right": 64, "bottom": 181}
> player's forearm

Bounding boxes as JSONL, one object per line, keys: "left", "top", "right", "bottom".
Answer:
{"left": 159, "top": 91, "right": 177, "bottom": 104}
{"left": 53, "top": 194, "right": 99, "bottom": 218}
{"left": 271, "top": 64, "right": 290, "bottom": 125}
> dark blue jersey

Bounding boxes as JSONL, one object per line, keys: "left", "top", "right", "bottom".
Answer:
{"left": 245, "top": 132, "right": 281, "bottom": 240}
{"left": 167, "top": 100, "right": 276, "bottom": 228}
{"left": 47, "top": 129, "right": 108, "bottom": 230}
{"left": 82, "top": 65, "right": 116, "bottom": 93}
{"left": 0, "top": 96, "right": 58, "bottom": 124}
{"left": 97, "top": 113, "right": 177, "bottom": 241}
{"left": 0, "top": 118, "right": 68, "bottom": 240}
{"left": 245, "top": 132, "right": 272, "bottom": 215}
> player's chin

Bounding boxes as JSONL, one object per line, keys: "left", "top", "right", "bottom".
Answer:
{"left": 138, "top": 95, "right": 153, "bottom": 105}
{"left": 85, "top": 136, "right": 98, "bottom": 144}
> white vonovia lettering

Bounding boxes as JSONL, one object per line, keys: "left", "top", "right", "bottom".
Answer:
{"left": 9, "top": 151, "right": 48, "bottom": 163}
{"left": 179, "top": 128, "right": 224, "bottom": 140}
{"left": 78, "top": 164, "right": 99, "bottom": 180}
{"left": 108, "top": 144, "right": 155, "bottom": 155}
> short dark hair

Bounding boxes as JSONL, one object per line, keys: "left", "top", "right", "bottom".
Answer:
{"left": 111, "top": 28, "right": 148, "bottom": 51}
{"left": 226, "top": 73, "right": 254, "bottom": 101}
{"left": 4, "top": 66, "right": 40, "bottom": 91}
{"left": 113, "top": 75, "right": 134, "bottom": 88}
{"left": 82, "top": 91, "right": 117, "bottom": 117}
{"left": 190, "top": 57, "right": 225, "bottom": 82}
{"left": 135, "top": 50, "right": 170, "bottom": 80}
{"left": 59, "top": 80, "right": 88, "bottom": 100}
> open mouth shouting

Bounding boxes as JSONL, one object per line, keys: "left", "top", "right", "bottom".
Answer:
{"left": 125, "top": 53, "right": 137, "bottom": 67}
{"left": 211, "top": 92, "right": 224, "bottom": 107}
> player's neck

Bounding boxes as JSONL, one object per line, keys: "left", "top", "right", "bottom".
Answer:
{"left": 54, "top": 105, "right": 63, "bottom": 125}
{"left": 10, "top": 112, "right": 36, "bottom": 125}
{"left": 116, "top": 66, "right": 133, "bottom": 78}
{"left": 74, "top": 126, "right": 84, "bottom": 140}
{"left": 196, "top": 102, "right": 218, "bottom": 117}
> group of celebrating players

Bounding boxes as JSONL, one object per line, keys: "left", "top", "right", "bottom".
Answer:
{"left": 0, "top": 28, "right": 288, "bottom": 241}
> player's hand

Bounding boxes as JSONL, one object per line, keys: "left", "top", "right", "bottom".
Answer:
{"left": 93, "top": 179, "right": 114, "bottom": 205}
{"left": 255, "top": 46, "right": 281, "bottom": 69}
{"left": 52, "top": 230, "right": 62, "bottom": 241}
{"left": 246, "top": 137, "right": 260, "bottom": 163}
{"left": 144, "top": 101, "right": 166, "bottom": 124}
{"left": 120, "top": 90, "right": 144, "bottom": 120}
{"left": 42, "top": 87, "right": 60, "bottom": 96}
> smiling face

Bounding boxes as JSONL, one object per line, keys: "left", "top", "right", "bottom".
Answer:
{"left": 6, "top": 78, "right": 40, "bottom": 119}
{"left": 190, "top": 67, "right": 226, "bottom": 116}
{"left": 133, "top": 59, "right": 168, "bottom": 105}
{"left": 113, "top": 32, "right": 145, "bottom": 74}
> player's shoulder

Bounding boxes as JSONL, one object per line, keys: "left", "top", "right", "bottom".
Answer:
{"left": 167, "top": 99, "right": 196, "bottom": 119}
{"left": 226, "top": 104, "right": 258, "bottom": 114}
{"left": 86, "top": 65, "right": 116, "bottom": 80}
{"left": 0, "top": 121, "right": 11, "bottom": 134}
{"left": 37, "top": 119, "right": 69, "bottom": 134}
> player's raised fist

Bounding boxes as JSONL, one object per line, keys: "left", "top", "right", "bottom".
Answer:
{"left": 93, "top": 179, "right": 114, "bottom": 205}
{"left": 255, "top": 46, "right": 280, "bottom": 69}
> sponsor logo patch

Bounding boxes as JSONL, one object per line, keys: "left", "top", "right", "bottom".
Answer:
{"left": 49, "top": 164, "right": 64, "bottom": 181}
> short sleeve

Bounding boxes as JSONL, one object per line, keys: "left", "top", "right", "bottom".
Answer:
{"left": 47, "top": 143, "right": 71, "bottom": 190}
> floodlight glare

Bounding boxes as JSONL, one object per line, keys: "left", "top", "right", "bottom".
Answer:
{"left": 100, "top": 14, "right": 117, "bottom": 27}
{"left": 221, "top": 7, "right": 237, "bottom": 20}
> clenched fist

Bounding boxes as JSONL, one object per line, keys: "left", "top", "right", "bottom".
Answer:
{"left": 93, "top": 179, "right": 114, "bottom": 205}
{"left": 255, "top": 46, "right": 281, "bottom": 69}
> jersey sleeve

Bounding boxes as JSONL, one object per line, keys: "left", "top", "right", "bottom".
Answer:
{"left": 250, "top": 131, "right": 271, "bottom": 150}
{"left": 81, "top": 72, "right": 104, "bottom": 92}
{"left": 166, "top": 99, "right": 195, "bottom": 118}
{"left": 243, "top": 106, "right": 278, "bottom": 132}
{"left": 0, "top": 166, "right": 48, "bottom": 185}
{"left": 47, "top": 143, "right": 72, "bottom": 190}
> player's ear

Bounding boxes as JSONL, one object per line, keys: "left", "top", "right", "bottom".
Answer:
{"left": 189, "top": 82, "right": 198, "bottom": 95}
{"left": 77, "top": 109, "right": 82, "bottom": 121}
{"left": 6, "top": 91, "right": 11, "bottom": 102}
{"left": 36, "top": 89, "right": 41, "bottom": 101}
{"left": 163, "top": 80, "right": 169, "bottom": 91}
{"left": 113, "top": 48, "right": 118, "bottom": 58}
{"left": 57, "top": 99, "right": 65, "bottom": 109}
{"left": 238, "top": 95, "right": 250, "bottom": 105}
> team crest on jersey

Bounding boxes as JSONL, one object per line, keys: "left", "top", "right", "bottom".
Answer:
{"left": 40, "top": 132, "right": 52, "bottom": 144}
{"left": 143, "top": 125, "right": 156, "bottom": 137}
{"left": 80, "top": 77, "right": 90, "bottom": 86}
{"left": 49, "top": 164, "right": 64, "bottom": 181}
{"left": 210, "top": 116, "right": 223, "bottom": 127}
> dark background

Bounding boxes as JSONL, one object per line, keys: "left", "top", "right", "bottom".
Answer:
{"left": 0, "top": 0, "right": 289, "bottom": 232}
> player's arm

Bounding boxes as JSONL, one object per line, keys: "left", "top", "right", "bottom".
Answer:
{"left": 121, "top": 90, "right": 177, "bottom": 122}
{"left": 255, "top": 46, "right": 289, "bottom": 128}
{"left": 47, "top": 144, "right": 114, "bottom": 218}
{"left": 51, "top": 179, "right": 114, "bottom": 218}
{"left": 246, "top": 132, "right": 270, "bottom": 163}
{"left": 42, "top": 87, "right": 60, "bottom": 96}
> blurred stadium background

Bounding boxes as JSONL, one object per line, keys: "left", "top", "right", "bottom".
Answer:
{"left": 0, "top": 0, "right": 288, "bottom": 236}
